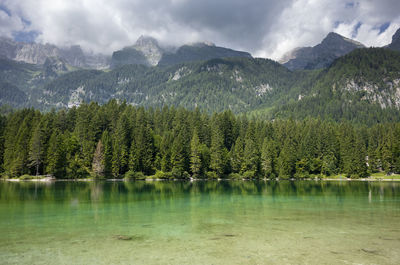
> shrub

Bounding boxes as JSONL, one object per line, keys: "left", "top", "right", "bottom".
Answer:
{"left": 124, "top": 170, "right": 145, "bottom": 180}
{"left": 205, "top": 171, "right": 218, "bottom": 179}
{"left": 171, "top": 168, "right": 190, "bottom": 179}
{"left": 228, "top": 173, "right": 242, "bottom": 179}
{"left": 19, "top": 174, "right": 36, "bottom": 180}
{"left": 242, "top": 170, "right": 256, "bottom": 179}
{"left": 152, "top": 170, "right": 172, "bottom": 179}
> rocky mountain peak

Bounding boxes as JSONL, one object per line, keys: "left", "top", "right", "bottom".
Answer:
{"left": 134, "top": 36, "right": 163, "bottom": 66}
{"left": 323, "top": 32, "right": 342, "bottom": 41}
{"left": 111, "top": 36, "right": 164, "bottom": 67}
{"left": 135, "top": 35, "right": 159, "bottom": 47}
{"left": 0, "top": 37, "right": 109, "bottom": 68}
{"left": 281, "top": 32, "right": 365, "bottom": 70}
{"left": 320, "top": 32, "right": 364, "bottom": 48}
{"left": 392, "top": 28, "right": 400, "bottom": 42}
{"left": 187, "top": 41, "right": 216, "bottom": 47}
{"left": 388, "top": 28, "right": 400, "bottom": 51}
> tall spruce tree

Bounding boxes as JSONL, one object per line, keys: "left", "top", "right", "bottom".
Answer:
{"left": 46, "top": 130, "right": 65, "bottom": 178}
{"left": 190, "top": 129, "right": 202, "bottom": 177}
{"left": 101, "top": 130, "right": 113, "bottom": 176}
{"left": 28, "top": 123, "right": 45, "bottom": 176}
{"left": 261, "top": 138, "right": 278, "bottom": 178}
{"left": 112, "top": 114, "right": 130, "bottom": 177}
{"left": 210, "top": 125, "right": 227, "bottom": 176}
{"left": 230, "top": 137, "right": 244, "bottom": 173}
{"left": 92, "top": 140, "right": 105, "bottom": 178}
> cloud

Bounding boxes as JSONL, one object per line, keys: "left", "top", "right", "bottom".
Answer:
{"left": 258, "top": 0, "right": 400, "bottom": 59}
{"left": 0, "top": 0, "right": 399, "bottom": 60}
{"left": 0, "top": 5, "right": 24, "bottom": 37}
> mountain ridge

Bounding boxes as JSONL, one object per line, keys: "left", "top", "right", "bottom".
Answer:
{"left": 2, "top": 30, "right": 400, "bottom": 125}
{"left": 0, "top": 37, "right": 110, "bottom": 69}
{"left": 280, "top": 32, "right": 365, "bottom": 70}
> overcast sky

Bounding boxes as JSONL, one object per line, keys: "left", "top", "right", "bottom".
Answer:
{"left": 1, "top": 0, "right": 400, "bottom": 60}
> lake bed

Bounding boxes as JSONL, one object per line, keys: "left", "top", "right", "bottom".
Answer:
{"left": 1, "top": 180, "right": 399, "bottom": 264}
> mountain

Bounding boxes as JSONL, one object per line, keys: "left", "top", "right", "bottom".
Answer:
{"left": 259, "top": 48, "right": 400, "bottom": 124}
{"left": 280, "top": 32, "right": 365, "bottom": 70}
{"left": 387, "top": 28, "right": 400, "bottom": 51}
{"left": 111, "top": 37, "right": 252, "bottom": 68}
{"left": 0, "top": 37, "right": 110, "bottom": 69}
{"left": 158, "top": 42, "right": 252, "bottom": 66}
{"left": 38, "top": 57, "right": 294, "bottom": 113}
{"left": 2, "top": 48, "right": 400, "bottom": 124}
{"left": 110, "top": 36, "right": 163, "bottom": 68}
{"left": 0, "top": 77, "right": 28, "bottom": 107}
{"left": 2, "top": 33, "right": 400, "bottom": 125}
{"left": 0, "top": 56, "right": 76, "bottom": 108}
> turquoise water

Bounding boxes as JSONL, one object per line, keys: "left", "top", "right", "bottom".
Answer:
{"left": 0, "top": 180, "right": 400, "bottom": 264}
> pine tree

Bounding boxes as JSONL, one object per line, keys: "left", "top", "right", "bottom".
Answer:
{"left": 11, "top": 117, "right": 33, "bottom": 176}
{"left": 0, "top": 115, "right": 5, "bottom": 173}
{"left": 129, "top": 139, "right": 139, "bottom": 172}
{"left": 92, "top": 140, "right": 105, "bottom": 178}
{"left": 210, "top": 125, "right": 227, "bottom": 176}
{"left": 28, "top": 123, "right": 45, "bottom": 176}
{"left": 278, "top": 139, "right": 296, "bottom": 179}
{"left": 242, "top": 136, "right": 260, "bottom": 176}
{"left": 46, "top": 130, "right": 65, "bottom": 178}
{"left": 190, "top": 129, "right": 202, "bottom": 177}
{"left": 261, "top": 138, "right": 278, "bottom": 178}
{"left": 101, "top": 130, "right": 113, "bottom": 176}
{"left": 230, "top": 137, "right": 244, "bottom": 173}
{"left": 171, "top": 131, "right": 186, "bottom": 175}
{"left": 112, "top": 114, "right": 130, "bottom": 177}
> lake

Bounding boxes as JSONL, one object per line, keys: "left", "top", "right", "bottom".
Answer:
{"left": 0, "top": 180, "right": 400, "bottom": 264}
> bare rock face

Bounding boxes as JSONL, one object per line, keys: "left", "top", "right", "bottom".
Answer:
{"left": 387, "top": 28, "right": 400, "bottom": 51}
{"left": 280, "top": 32, "right": 365, "bottom": 70}
{"left": 134, "top": 36, "right": 163, "bottom": 66}
{"left": 0, "top": 37, "right": 109, "bottom": 69}
{"left": 111, "top": 36, "right": 252, "bottom": 68}
{"left": 15, "top": 42, "right": 60, "bottom": 64}
{"left": 111, "top": 36, "right": 164, "bottom": 68}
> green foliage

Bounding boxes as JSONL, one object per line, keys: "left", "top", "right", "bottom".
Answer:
{"left": 1, "top": 101, "right": 399, "bottom": 179}
{"left": 152, "top": 170, "right": 172, "bottom": 179}
{"left": 264, "top": 48, "right": 400, "bottom": 125}
{"left": 3, "top": 48, "right": 400, "bottom": 127}
{"left": 124, "top": 170, "right": 145, "bottom": 180}
{"left": 190, "top": 129, "right": 202, "bottom": 177}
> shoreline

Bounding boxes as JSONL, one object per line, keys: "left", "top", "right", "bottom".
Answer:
{"left": 2, "top": 177, "right": 400, "bottom": 182}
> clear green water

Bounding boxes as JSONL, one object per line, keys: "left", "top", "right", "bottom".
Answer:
{"left": 1, "top": 180, "right": 400, "bottom": 265}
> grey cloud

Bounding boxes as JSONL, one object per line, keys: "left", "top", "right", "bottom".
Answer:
{"left": 0, "top": 0, "right": 400, "bottom": 60}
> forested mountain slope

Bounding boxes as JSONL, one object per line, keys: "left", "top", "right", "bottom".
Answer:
{"left": 157, "top": 42, "right": 252, "bottom": 66}
{"left": 253, "top": 48, "right": 400, "bottom": 124}
{"left": 27, "top": 57, "right": 298, "bottom": 113}
{"left": 2, "top": 47, "right": 400, "bottom": 124}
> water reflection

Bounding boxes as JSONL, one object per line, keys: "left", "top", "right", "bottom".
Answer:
{"left": 0, "top": 180, "right": 399, "bottom": 204}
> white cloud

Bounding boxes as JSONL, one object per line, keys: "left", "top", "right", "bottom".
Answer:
{"left": 0, "top": 8, "right": 24, "bottom": 37}
{"left": 0, "top": 0, "right": 400, "bottom": 59}
{"left": 258, "top": 0, "right": 400, "bottom": 60}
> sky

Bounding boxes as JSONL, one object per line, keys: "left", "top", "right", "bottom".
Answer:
{"left": 1, "top": 0, "right": 400, "bottom": 60}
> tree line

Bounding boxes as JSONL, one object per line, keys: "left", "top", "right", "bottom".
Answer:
{"left": 0, "top": 100, "right": 399, "bottom": 179}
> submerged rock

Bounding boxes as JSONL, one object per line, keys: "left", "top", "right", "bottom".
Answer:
{"left": 114, "top": 235, "right": 133, "bottom": 241}
{"left": 113, "top": 234, "right": 145, "bottom": 241}
{"left": 361, "top": 248, "right": 379, "bottom": 255}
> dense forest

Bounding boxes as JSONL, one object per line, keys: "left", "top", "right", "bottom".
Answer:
{"left": 1, "top": 100, "right": 399, "bottom": 179}
{"left": 2, "top": 48, "right": 400, "bottom": 127}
